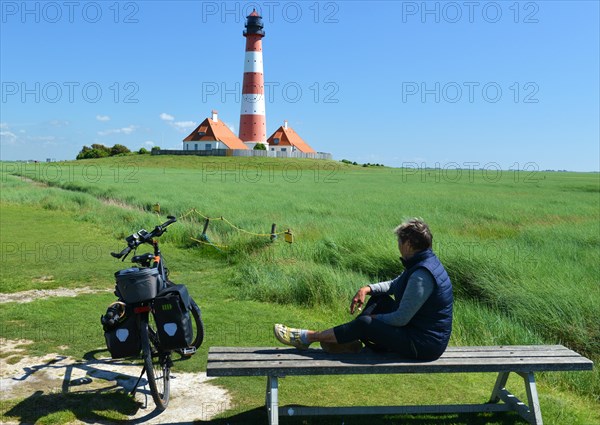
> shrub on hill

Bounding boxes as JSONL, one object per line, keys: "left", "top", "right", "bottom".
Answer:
{"left": 341, "top": 159, "right": 384, "bottom": 167}
{"left": 111, "top": 144, "right": 131, "bottom": 156}
{"left": 76, "top": 146, "right": 109, "bottom": 159}
{"left": 76, "top": 143, "right": 132, "bottom": 159}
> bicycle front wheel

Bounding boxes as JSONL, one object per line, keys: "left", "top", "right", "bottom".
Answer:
{"left": 140, "top": 313, "right": 171, "bottom": 410}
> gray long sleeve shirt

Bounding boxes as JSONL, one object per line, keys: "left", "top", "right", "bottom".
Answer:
{"left": 368, "top": 268, "right": 435, "bottom": 327}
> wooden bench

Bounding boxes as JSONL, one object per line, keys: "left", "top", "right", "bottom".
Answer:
{"left": 207, "top": 345, "right": 593, "bottom": 425}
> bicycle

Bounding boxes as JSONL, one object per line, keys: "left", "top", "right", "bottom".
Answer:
{"left": 103, "top": 215, "right": 204, "bottom": 410}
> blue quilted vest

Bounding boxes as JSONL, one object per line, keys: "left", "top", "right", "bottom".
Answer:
{"left": 396, "top": 248, "right": 453, "bottom": 359}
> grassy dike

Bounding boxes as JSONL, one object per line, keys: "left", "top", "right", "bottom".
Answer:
{"left": 0, "top": 156, "right": 598, "bottom": 424}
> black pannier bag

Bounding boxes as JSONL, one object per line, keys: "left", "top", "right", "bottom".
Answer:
{"left": 103, "top": 304, "right": 141, "bottom": 358}
{"left": 152, "top": 284, "right": 194, "bottom": 350}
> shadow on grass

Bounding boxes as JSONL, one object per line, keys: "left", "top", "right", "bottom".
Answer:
{"left": 195, "top": 407, "right": 527, "bottom": 425}
{"left": 198, "top": 406, "right": 527, "bottom": 425}
{"left": 1, "top": 349, "right": 171, "bottom": 424}
{"left": 3, "top": 389, "right": 139, "bottom": 424}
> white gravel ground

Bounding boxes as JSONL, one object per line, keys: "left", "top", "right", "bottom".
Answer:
{"left": 1, "top": 339, "right": 231, "bottom": 424}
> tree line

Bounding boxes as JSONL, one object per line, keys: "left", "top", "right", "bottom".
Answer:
{"left": 76, "top": 144, "right": 160, "bottom": 159}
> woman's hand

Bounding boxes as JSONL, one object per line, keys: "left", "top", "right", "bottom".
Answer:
{"left": 350, "top": 286, "right": 372, "bottom": 314}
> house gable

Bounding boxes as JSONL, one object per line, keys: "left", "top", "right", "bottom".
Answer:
{"left": 267, "top": 123, "right": 316, "bottom": 153}
{"left": 183, "top": 116, "right": 249, "bottom": 150}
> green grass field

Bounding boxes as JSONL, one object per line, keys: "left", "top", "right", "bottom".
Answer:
{"left": 1, "top": 156, "right": 598, "bottom": 424}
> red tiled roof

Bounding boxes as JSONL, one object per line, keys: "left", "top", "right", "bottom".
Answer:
{"left": 267, "top": 125, "right": 316, "bottom": 153}
{"left": 183, "top": 118, "right": 249, "bottom": 150}
{"left": 267, "top": 131, "right": 291, "bottom": 146}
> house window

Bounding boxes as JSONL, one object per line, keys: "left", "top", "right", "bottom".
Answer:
{"left": 273, "top": 138, "right": 280, "bottom": 145}
{"left": 281, "top": 148, "right": 287, "bottom": 152}
{"left": 195, "top": 144, "right": 198, "bottom": 150}
{"left": 205, "top": 144, "right": 212, "bottom": 150}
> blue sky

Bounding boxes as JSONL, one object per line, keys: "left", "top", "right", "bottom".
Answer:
{"left": 1, "top": 1, "right": 598, "bottom": 171}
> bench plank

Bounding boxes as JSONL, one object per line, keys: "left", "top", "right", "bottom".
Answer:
{"left": 208, "top": 348, "right": 583, "bottom": 362}
{"left": 207, "top": 345, "right": 593, "bottom": 377}
{"left": 208, "top": 357, "right": 592, "bottom": 376}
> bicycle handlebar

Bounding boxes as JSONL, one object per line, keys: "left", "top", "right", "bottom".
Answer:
{"left": 111, "top": 246, "right": 132, "bottom": 259}
{"left": 111, "top": 215, "right": 177, "bottom": 260}
{"left": 151, "top": 215, "right": 177, "bottom": 238}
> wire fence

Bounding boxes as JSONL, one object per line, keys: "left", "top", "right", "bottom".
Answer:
{"left": 174, "top": 208, "right": 293, "bottom": 250}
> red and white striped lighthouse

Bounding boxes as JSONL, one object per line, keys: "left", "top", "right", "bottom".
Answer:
{"left": 239, "top": 9, "right": 267, "bottom": 149}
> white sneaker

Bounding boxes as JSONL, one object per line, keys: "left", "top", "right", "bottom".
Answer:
{"left": 273, "top": 324, "right": 309, "bottom": 350}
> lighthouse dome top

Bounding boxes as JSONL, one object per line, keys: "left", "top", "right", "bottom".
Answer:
{"left": 244, "top": 9, "right": 265, "bottom": 37}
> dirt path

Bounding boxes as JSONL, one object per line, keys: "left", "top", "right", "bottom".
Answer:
{"left": 1, "top": 339, "right": 231, "bottom": 424}
{"left": 0, "top": 287, "right": 113, "bottom": 304}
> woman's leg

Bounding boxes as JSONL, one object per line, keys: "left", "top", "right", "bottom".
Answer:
{"left": 361, "top": 294, "right": 397, "bottom": 316}
{"left": 336, "top": 315, "right": 417, "bottom": 357}
{"left": 307, "top": 295, "right": 398, "bottom": 347}
{"left": 328, "top": 295, "right": 418, "bottom": 357}
{"left": 275, "top": 295, "right": 404, "bottom": 352}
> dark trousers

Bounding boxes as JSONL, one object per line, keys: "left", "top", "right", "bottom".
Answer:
{"left": 333, "top": 295, "right": 419, "bottom": 358}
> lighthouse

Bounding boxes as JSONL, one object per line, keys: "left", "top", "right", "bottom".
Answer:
{"left": 239, "top": 9, "right": 267, "bottom": 149}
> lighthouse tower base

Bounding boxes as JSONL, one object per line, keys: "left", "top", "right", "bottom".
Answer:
{"left": 244, "top": 142, "right": 269, "bottom": 150}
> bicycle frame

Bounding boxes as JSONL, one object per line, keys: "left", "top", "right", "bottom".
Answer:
{"left": 106, "top": 215, "right": 204, "bottom": 410}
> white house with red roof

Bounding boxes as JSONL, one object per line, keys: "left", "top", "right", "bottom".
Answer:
{"left": 266, "top": 120, "right": 316, "bottom": 154}
{"left": 183, "top": 111, "right": 249, "bottom": 151}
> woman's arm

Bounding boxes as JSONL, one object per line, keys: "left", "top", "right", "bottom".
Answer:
{"left": 350, "top": 285, "right": 372, "bottom": 314}
{"left": 368, "top": 275, "right": 400, "bottom": 295}
{"left": 374, "top": 269, "right": 434, "bottom": 326}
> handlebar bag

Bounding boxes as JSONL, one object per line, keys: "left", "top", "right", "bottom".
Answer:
{"left": 152, "top": 284, "right": 193, "bottom": 350}
{"left": 104, "top": 305, "right": 141, "bottom": 358}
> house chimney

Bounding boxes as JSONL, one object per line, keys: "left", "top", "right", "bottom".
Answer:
{"left": 283, "top": 120, "right": 288, "bottom": 129}
{"left": 212, "top": 110, "right": 218, "bottom": 122}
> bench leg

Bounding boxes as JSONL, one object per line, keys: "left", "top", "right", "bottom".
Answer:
{"left": 489, "top": 371, "right": 510, "bottom": 404}
{"left": 265, "top": 376, "right": 279, "bottom": 425}
{"left": 488, "top": 371, "right": 543, "bottom": 425}
{"left": 519, "top": 371, "right": 544, "bottom": 425}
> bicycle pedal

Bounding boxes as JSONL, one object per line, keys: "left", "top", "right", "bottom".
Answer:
{"left": 70, "top": 377, "right": 92, "bottom": 386}
{"left": 181, "top": 347, "right": 197, "bottom": 356}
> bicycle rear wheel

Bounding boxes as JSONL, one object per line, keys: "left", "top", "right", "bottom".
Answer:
{"left": 140, "top": 313, "right": 171, "bottom": 410}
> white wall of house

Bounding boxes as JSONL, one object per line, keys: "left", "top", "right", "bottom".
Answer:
{"left": 183, "top": 141, "right": 226, "bottom": 150}
{"left": 269, "top": 145, "right": 295, "bottom": 153}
